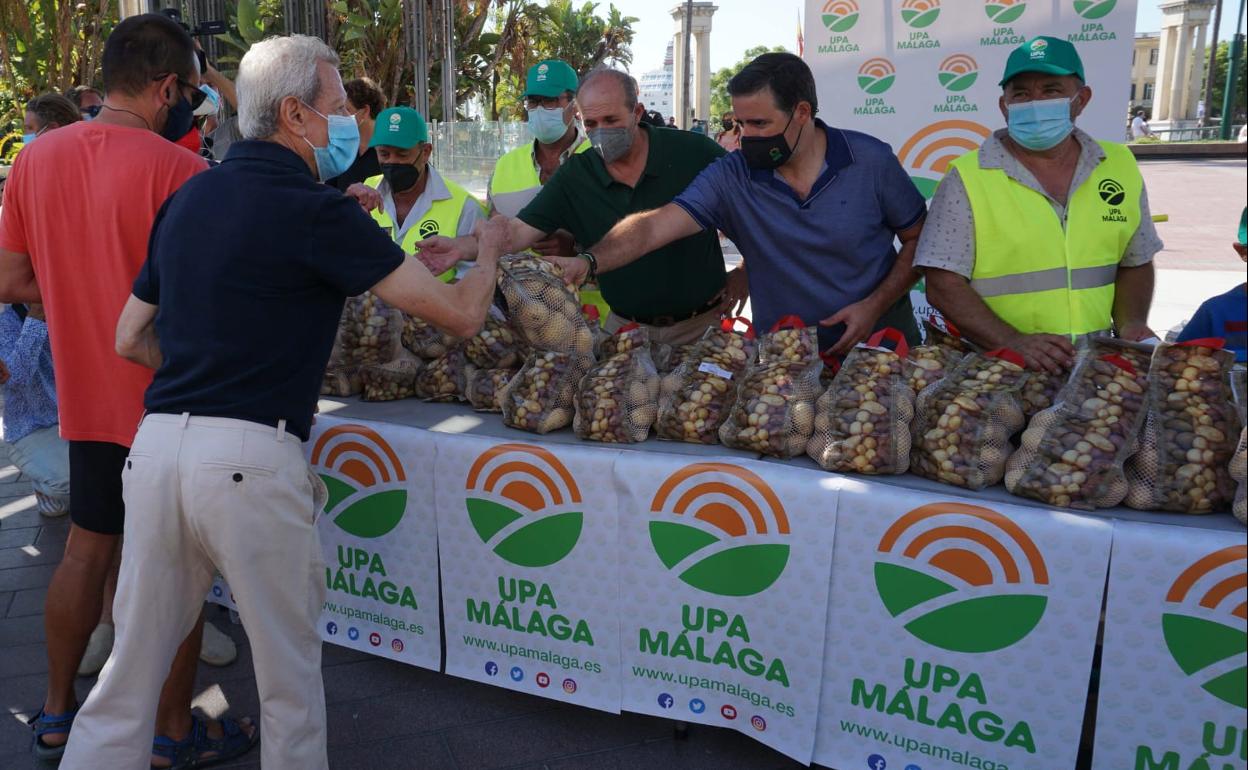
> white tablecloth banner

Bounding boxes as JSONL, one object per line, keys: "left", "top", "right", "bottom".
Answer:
{"left": 614, "top": 454, "right": 840, "bottom": 763}
{"left": 310, "top": 416, "right": 443, "bottom": 671}
{"left": 814, "top": 482, "right": 1113, "bottom": 770}
{"left": 1092, "top": 522, "right": 1247, "bottom": 770}
{"left": 436, "top": 433, "right": 623, "bottom": 712}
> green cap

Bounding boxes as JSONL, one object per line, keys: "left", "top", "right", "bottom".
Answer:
{"left": 1238, "top": 207, "right": 1246, "bottom": 245}
{"left": 525, "top": 60, "right": 578, "bottom": 98}
{"left": 369, "top": 107, "right": 429, "bottom": 150}
{"left": 999, "top": 36, "right": 1085, "bottom": 86}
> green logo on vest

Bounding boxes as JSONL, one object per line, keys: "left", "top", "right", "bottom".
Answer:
{"left": 419, "top": 219, "right": 440, "bottom": 239}
{"left": 1097, "top": 179, "right": 1125, "bottom": 206}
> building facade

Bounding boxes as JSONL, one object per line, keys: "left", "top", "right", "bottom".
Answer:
{"left": 1130, "top": 32, "right": 1160, "bottom": 113}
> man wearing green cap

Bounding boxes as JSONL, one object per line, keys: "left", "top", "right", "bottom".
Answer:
{"left": 918, "top": 35, "right": 1162, "bottom": 373}
{"left": 1176, "top": 208, "right": 1248, "bottom": 362}
{"left": 347, "top": 106, "right": 484, "bottom": 281}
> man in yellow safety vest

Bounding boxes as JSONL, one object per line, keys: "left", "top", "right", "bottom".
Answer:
{"left": 348, "top": 106, "right": 484, "bottom": 281}
{"left": 917, "top": 36, "right": 1162, "bottom": 373}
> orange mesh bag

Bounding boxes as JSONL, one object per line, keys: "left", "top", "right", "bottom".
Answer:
{"left": 1125, "top": 339, "right": 1241, "bottom": 513}
{"left": 498, "top": 255, "right": 595, "bottom": 356}
{"left": 719, "top": 316, "right": 824, "bottom": 458}
{"left": 574, "top": 324, "right": 660, "bottom": 443}
{"left": 655, "top": 317, "right": 756, "bottom": 444}
{"left": 807, "top": 329, "right": 914, "bottom": 474}
{"left": 1005, "top": 339, "right": 1152, "bottom": 509}
{"left": 500, "top": 349, "right": 593, "bottom": 434}
{"left": 911, "top": 349, "right": 1030, "bottom": 490}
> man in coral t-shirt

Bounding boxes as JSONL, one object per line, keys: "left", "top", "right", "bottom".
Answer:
{"left": 0, "top": 13, "right": 256, "bottom": 767}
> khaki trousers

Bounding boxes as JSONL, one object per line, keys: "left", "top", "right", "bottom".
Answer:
{"left": 62, "top": 414, "right": 329, "bottom": 770}
{"left": 604, "top": 305, "right": 724, "bottom": 348}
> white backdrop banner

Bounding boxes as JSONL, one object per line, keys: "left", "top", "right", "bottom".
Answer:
{"left": 309, "top": 417, "right": 443, "bottom": 671}
{"left": 814, "top": 483, "right": 1113, "bottom": 770}
{"left": 804, "top": 0, "right": 1138, "bottom": 198}
{"left": 614, "top": 455, "right": 839, "bottom": 764}
{"left": 436, "top": 434, "right": 623, "bottom": 712}
{"left": 1092, "top": 522, "right": 1247, "bottom": 770}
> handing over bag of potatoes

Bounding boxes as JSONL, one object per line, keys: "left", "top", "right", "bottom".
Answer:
{"left": 574, "top": 324, "right": 660, "bottom": 443}
{"left": 655, "top": 317, "right": 756, "bottom": 444}
{"left": 501, "top": 349, "right": 593, "bottom": 434}
{"left": 808, "top": 328, "right": 914, "bottom": 474}
{"left": 719, "top": 316, "right": 824, "bottom": 458}
{"left": 911, "top": 349, "right": 1030, "bottom": 490}
{"left": 497, "top": 255, "right": 595, "bottom": 356}
{"left": 1004, "top": 339, "right": 1152, "bottom": 509}
{"left": 1125, "top": 339, "right": 1241, "bottom": 513}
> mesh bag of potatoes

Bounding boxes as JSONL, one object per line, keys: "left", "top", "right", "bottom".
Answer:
{"left": 321, "top": 367, "right": 362, "bottom": 397}
{"left": 911, "top": 349, "right": 1030, "bottom": 490}
{"left": 359, "top": 355, "right": 423, "bottom": 402}
{"left": 573, "top": 324, "right": 661, "bottom": 443}
{"left": 337, "top": 293, "right": 401, "bottom": 366}
{"left": 464, "top": 366, "right": 518, "bottom": 412}
{"left": 719, "top": 318, "right": 825, "bottom": 458}
{"left": 807, "top": 328, "right": 914, "bottom": 474}
{"left": 1125, "top": 340, "right": 1242, "bottom": 513}
{"left": 1004, "top": 339, "right": 1152, "bottom": 509}
{"left": 1021, "top": 369, "right": 1069, "bottom": 420}
{"left": 401, "top": 314, "right": 459, "bottom": 359}
{"left": 497, "top": 255, "right": 595, "bottom": 356}
{"left": 1231, "top": 427, "right": 1247, "bottom": 525}
{"left": 905, "top": 320, "right": 970, "bottom": 395}
{"left": 501, "top": 349, "right": 593, "bottom": 434}
{"left": 462, "top": 306, "right": 523, "bottom": 369}
{"left": 413, "top": 347, "right": 467, "bottom": 402}
{"left": 655, "top": 317, "right": 757, "bottom": 444}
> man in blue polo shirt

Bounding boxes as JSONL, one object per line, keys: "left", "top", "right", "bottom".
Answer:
{"left": 552, "top": 52, "right": 927, "bottom": 353}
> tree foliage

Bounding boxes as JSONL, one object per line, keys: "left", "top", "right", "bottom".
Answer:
{"left": 1206, "top": 39, "right": 1247, "bottom": 123}
{"left": 709, "top": 44, "right": 788, "bottom": 120}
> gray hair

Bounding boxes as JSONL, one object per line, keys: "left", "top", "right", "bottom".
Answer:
{"left": 237, "top": 35, "right": 340, "bottom": 140}
{"left": 577, "top": 67, "right": 638, "bottom": 110}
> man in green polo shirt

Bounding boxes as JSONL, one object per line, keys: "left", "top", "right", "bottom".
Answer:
{"left": 419, "top": 67, "right": 747, "bottom": 345}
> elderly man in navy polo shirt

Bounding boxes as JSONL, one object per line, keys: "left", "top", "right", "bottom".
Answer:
{"left": 60, "top": 35, "right": 506, "bottom": 770}
{"left": 553, "top": 52, "right": 927, "bottom": 354}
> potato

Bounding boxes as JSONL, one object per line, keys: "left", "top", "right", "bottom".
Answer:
{"left": 656, "top": 325, "right": 757, "bottom": 444}
{"left": 911, "top": 353, "right": 1028, "bottom": 490}
{"left": 413, "top": 350, "right": 466, "bottom": 402}
{"left": 574, "top": 327, "right": 660, "bottom": 443}
{"left": 360, "top": 358, "right": 422, "bottom": 401}
{"left": 809, "top": 346, "right": 914, "bottom": 474}
{"left": 401, "top": 314, "right": 457, "bottom": 359}
{"left": 499, "top": 255, "right": 593, "bottom": 356}
{"left": 721, "top": 356, "right": 825, "bottom": 458}
{"left": 501, "top": 350, "right": 590, "bottom": 434}
{"left": 463, "top": 310, "right": 522, "bottom": 369}
{"left": 465, "top": 367, "right": 517, "bottom": 412}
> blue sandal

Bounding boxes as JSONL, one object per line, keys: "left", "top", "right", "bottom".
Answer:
{"left": 28, "top": 704, "right": 78, "bottom": 762}
{"left": 151, "top": 715, "right": 259, "bottom": 770}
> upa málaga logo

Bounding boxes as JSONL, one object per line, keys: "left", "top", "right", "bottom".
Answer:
{"left": 857, "top": 58, "right": 897, "bottom": 95}
{"left": 984, "top": 0, "right": 1026, "bottom": 23}
{"left": 937, "top": 54, "right": 978, "bottom": 92}
{"left": 900, "top": 0, "right": 940, "bottom": 28}
{"left": 822, "top": 0, "right": 859, "bottom": 32}
{"left": 311, "top": 424, "right": 408, "bottom": 539}
{"left": 897, "top": 119, "right": 991, "bottom": 199}
{"left": 875, "top": 502, "right": 1049, "bottom": 653}
{"left": 648, "top": 463, "right": 790, "bottom": 597}
{"left": 1162, "top": 544, "right": 1247, "bottom": 709}
{"left": 465, "top": 443, "right": 583, "bottom": 568}
{"left": 1073, "top": 0, "right": 1116, "bottom": 19}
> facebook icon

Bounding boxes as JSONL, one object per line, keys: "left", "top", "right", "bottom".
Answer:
{"left": 325, "top": 622, "right": 338, "bottom": 636}
{"left": 484, "top": 661, "right": 499, "bottom": 677}
{"left": 867, "top": 755, "right": 887, "bottom": 770}
{"left": 657, "top": 693, "right": 674, "bottom": 709}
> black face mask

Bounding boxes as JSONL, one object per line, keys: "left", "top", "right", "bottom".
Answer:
{"left": 381, "top": 162, "right": 423, "bottom": 193}
{"left": 722, "top": 120, "right": 734, "bottom": 130}
{"left": 159, "top": 94, "right": 195, "bottom": 142}
{"left": 740, "top": 113, "right": 802, "bottom": 170}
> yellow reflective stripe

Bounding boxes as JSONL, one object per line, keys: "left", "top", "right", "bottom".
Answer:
{"left": 1070, "top": 264, "right": 1118, "bottom": 290}
{"left": 970, "top": 267, "right": 1068, "bottom": 298}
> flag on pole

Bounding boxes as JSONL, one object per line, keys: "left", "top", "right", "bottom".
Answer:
{"left": 797, "top": 10, "right": 804, "bottom": 57}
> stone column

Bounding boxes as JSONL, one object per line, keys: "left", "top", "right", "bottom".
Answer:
{"left": 694, "top": 30, "right": 712, "bottom": 125}
{"left": 1167, "top": 20, "right": 1192, "bottom": 124}
{"left": 1187, "top": 22, "right": 1207, "bottom": 119}
{"left": 1153, "top": 26, "right": 1174, "bottom": 121}
{"left": 671, "top": 10, "right": 688, "bottom": 128}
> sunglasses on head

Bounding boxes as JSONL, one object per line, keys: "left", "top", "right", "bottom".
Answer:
{"left": 81, "top": 105, "right": 102, "bottom": 118}
{"left": 152, "top": 72, "right": 208, "bottom": 111}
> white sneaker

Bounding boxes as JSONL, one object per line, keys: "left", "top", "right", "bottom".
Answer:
{"left": 77, "top": 622, "right": 114, "bottom": 676}
{"left": 199, "top": 620, "right": 238, "bottom": 666}
{"left": 35, "top": 491, "right": 69, "bottom": 517}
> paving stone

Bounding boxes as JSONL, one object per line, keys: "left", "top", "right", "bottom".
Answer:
{"left": 442, "top": 707, "right": 670, "bottom": 769}
{"left": 0, "top": 526, "right": 38, "bottom": 549}
{"left": 0, "top": 613, "right": 45, "bottom": 646}
{"left": 322, "top": 658, "right": 439, "bottom": 705}
{"left": 0, "top": 536, "right": 62, "bottom": 569}
{"left": 542, "top": 728, "right": 805, "bottom": 770}
{"left": 350, "top": 674, "right": 556, "bottom": 743}
{"left": 0, "top": 502, "right": 42, "bottom": 530}
{"left": 0, "top": 642, "right": 47, "bottom": 678}
{"left": 5, "top": 587, "right": 45, "bottom": 617}
{"left": 0, "top": 563, "right": 57, "bottom": 592}
{"left": 0, "top": 590, "right": 11, "bottom": 616}
{"left": 350, "top": 732, "right": 458, "bottom": 769}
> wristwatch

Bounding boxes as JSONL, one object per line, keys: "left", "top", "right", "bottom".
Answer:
{"left": 576, "top": 251, "right": 598, "bottom": 280}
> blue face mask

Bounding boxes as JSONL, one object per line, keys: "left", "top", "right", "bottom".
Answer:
{"left": 22, "top": 131, "right": 38, "bottom": 145}
{"left": 301, "top": 102, "right": 360, "bottom": 181}
{"left": 528, "top": 106, "right": 571, "bottom": 145}
{"left": 1006, "top": 97, "right": 1076, "bottom": 151}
